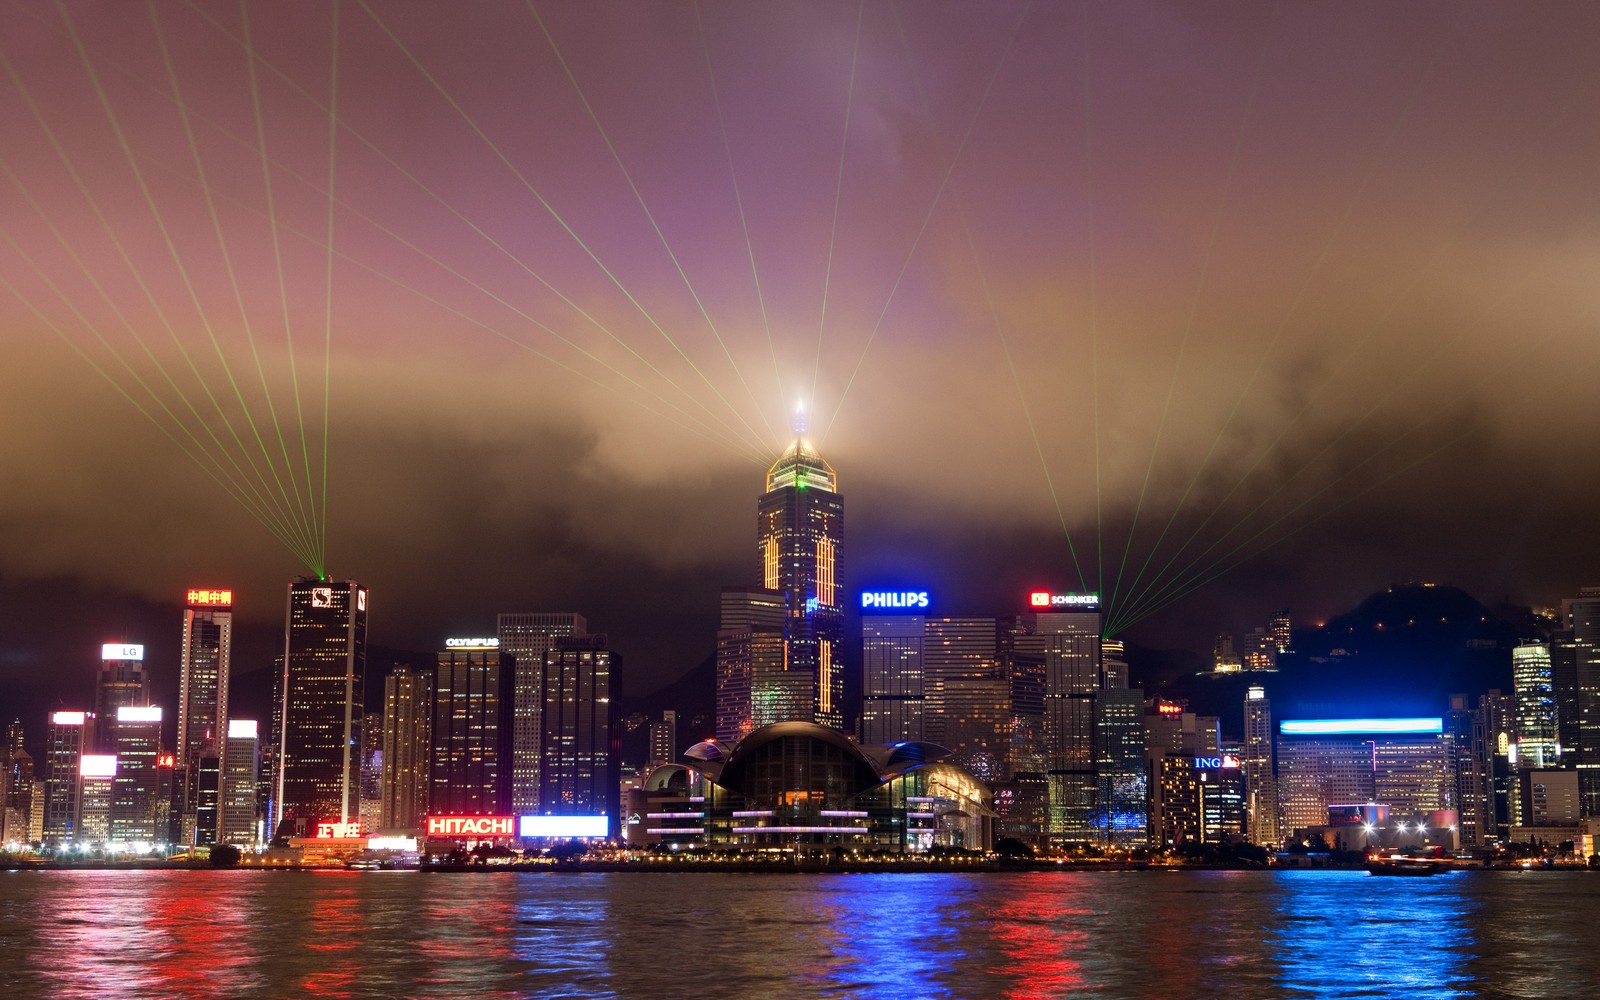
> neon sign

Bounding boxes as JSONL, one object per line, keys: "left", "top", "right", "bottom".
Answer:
{"left": 426, "top": 815, "right": 517, "bottom": 837}
{"left": 186, "top": 589, "right": 233, "bottom": 607}
{"left": 101, "top": 643, "right": 144, "bottom": 661}
{"left": 1279, "top": 718, "right": 1444, "bottom": 736}
{"left": 1028, "top": 592, "right": 1099, "bottom": 609}
{"left": 860, "top": 591, "right": 929, "bottom": 610}
{"left": 157, "top": 754, "right": 175, "bottom": 769}
{"left": 51, "top": 711, "right": 86, "bottom": 726}
{"left": 444, "top": 637, "right": 499, "bottom": 648}
{"left": 80, "top": 755, "right": 118, "bottom": 778}
{"left": 1194, "top": 755, "right": 1240, "bottom": 769}
{"left": 228, "top": 719, "right": 258, "bottom": 739}
{"left": 314, "top": 820, "right": 363, "bottom": 838}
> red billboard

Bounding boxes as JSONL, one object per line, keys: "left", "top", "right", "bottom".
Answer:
{"left": 313, "top": 820, "right": 363, "bottom": 839}
{"left": 187, "top": 588, "right": 234, "bottom": 607}
{"left": 425, "top": 815, "right": 517, "bottom": 838}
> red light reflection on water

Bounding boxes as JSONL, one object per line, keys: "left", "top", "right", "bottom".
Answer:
{"left": 300, "top": 872, "right": 364, "bottom": 998}
{"left": 985, "top": 879, "right": 1091, "bottom": 998}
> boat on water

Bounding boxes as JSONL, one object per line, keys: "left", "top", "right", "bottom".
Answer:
{"left": 1366, "top": 857, "right": 1445, "bottom": 876}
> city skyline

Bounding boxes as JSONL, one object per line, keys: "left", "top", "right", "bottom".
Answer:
{"left": 4, "top": 2, "right": 1600, "bottom": 723}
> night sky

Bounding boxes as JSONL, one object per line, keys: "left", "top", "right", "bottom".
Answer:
{"left": 3, "top": 2, "right": 1598, "bottom": 734}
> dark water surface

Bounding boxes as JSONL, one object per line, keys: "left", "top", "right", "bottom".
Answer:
{"left": 1, "top": 868, "right": 1595, "bottom": 998}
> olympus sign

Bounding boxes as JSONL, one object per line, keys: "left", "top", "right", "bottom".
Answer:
{"left": 860, "top": 591, "right": 929, "bottom": 610}
{"left": 444, "top": 637, "right": 499, "bottom": 648}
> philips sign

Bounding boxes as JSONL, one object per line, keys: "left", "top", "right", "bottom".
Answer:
{"left": 860, "top": 591, "right": 929, "bottom": 610}
{"left": 1028, "top": 592, "right": 1099, "bottom": 609}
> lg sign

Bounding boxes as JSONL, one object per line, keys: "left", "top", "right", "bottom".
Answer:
{"left": 1028, "top": 592, "right": 1099, "bottom": 609}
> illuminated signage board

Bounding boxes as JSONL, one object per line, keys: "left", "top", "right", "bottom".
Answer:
{"left": 357, "top": 589, "right": 368, "bottom": 612}
{"left": 1279, "top": 718, "right": 1444, "bottom": 736}
{"left": 80, "top": 755, "right": 118, "bottom": 778}
{"left": 444, "top": 637, "right": 499, "bottom": 649}
{"left": 51, "top": 711, "right": 86, "bottom": 726}
{"left": 228, "top": 719, "right": 259, "bottom": 739}
{"left": 313, "top": 820, "right": 364, "bottom": 839}
{"left": 860, "top": 591, "right": 929, "bottom": 610}
{"left": 1194, "top": 755, "right": 1241, "bottom": 769}
{"left": 425, "top": 815, "right": 518, "bottom": 838}
{"left": 157, "top": 754, "right": 175, "bottom": 769}
{"left": 310, "top": 587, "right": 334, "bottom": 608}
{"left": 1028, "top": 592, "right": 1100, "bottom": 609}
{"left": 1156, "top": 702, "right": 1184, "bottom": 716}
{"left": 101, "top": 643, "right": 144, "bottom": 661}
{"left": 186, "top": 588, "right": 234, "bottom": 607}
{"left": 518, "top": 815, "right": 609, "bottom": 839}
{"left": 116, "top": 706, "right": 162, "bottom": 723}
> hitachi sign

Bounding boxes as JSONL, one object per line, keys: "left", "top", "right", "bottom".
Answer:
{"left": 861, "top": 591, "right": 929, "bottom": 610}
{"left": 426, "top": 815, "right": 517, "bottom": 837}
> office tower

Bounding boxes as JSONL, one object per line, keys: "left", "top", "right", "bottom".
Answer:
{"left": 860, "top": 595, "right": 928, "bottom": 744}
{"left": 715, "top": 587, "right": 788, "bottom": 743}
{"left": 1145, "top": 701, "right": 1221, "bottom": 847}
{"left": 380, "top": 665, "right": 433, "bottom": 831}
{"left": 499, "top": 613, "right": 586, "bottom": 816}
{"left": 93, "top": 643, "right": 149, "bottom": 750}
{"left": 272, "top": 577, "right": 368, "bottom": 834}
{"left": 1276, "top": 718, "right": 1450, "bottom": 838}
{"left": 432, "top": 638, "right": 511, "bottom": 815}
{"left": 1562, "top": 588, "right": 1600, "bottom": 813}
{"left": 1242, "top": 686, "right": 1280, "bottom": 846}
{"left": 647, "top": 711, "right": 678, "bottom": 769}
{"left": 1444, "top": 694, "right": 1485, "bottom": 847}
{"left": 1474, "top": 690, "right": 1515, "bottom": 844}
{"left": 1269, "top": 610, "right": 1292, "bottom": 654}
{"left": 220, "top": 720, "right": 261, "bottom": 846}
{"left": 43, "top": 711, "right": 89, "bottom": 845}
{"left": 755, "top": 424, "right": 844, "bottom": 729}
{"left": 1094, "top": 686, "right": 1147, "bottom": 846}
{"left": 924, "top": 616, "right": 1008, "bottom": 744}
{"left": 1019, "top": 598, "right": 1103, "bottom": 845}
{"left": 177, "top": 588, "right": 233, "bottom": 844}
{"left": 537, "top": 636, "right": 619, "bottom": 829}
{"left": 77, "top": 754, "right": 117, "bottom": 843}
{"left": 1152, "top": 754, "right": 1246, "bottom": 848}
{"left": 941, "top": 676, "right": 1012, "bottom": 781}
{"left": 1512, "top": 642, "right": 1557, "bottom": 769}
{"left": 107, "top": 705, "right": 163, "bottom": 843}
{"left": 1551, "top": 629, "right": 1580, "bottom": 764}
{"left": 2, "top": 721, "right": 34, "bottom": 845}
{"left": 193, "top": 747, "right": 221, "bottom": 845}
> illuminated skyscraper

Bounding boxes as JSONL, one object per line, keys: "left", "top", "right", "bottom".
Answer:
{"left": 432, "top": 639, "right": 511, "bottom": 815}
{"left": 1095, "top": 641, "right": 1145, "bottom": 847}
{"left": 220, "top": 720, "right": 260, "bottom": 846}
{"left": 177, "top": 588, "right": 233, "bottom": 844}
{"left": 1019, "top": 597, "right": 1103, "bottom": 845}
{"left": 536, "top": 636, "right": 619, "bottom": 830}
{"left": 1561, "top": 588, "right": 1600, "bottom": 814}
{"left": 42, "top": 711, "right": 88, "bottom": 845}
{"left": 107, "top": 705, "right": 164, "bottom": 843}
{"left": 860, "top": 599, "right": 928, "bottom": 744}
{"left": 380, "top": 665, "right": 433, "bottom": 831}
{"left": 272, "top": 577, "right": 368, "bottom": 834}
{"left": 1512, "top": 642, "right": 1557, "bottom": 769}
{"left": 715, "top": 587, "right": 789, "bottom": 743}
{"left": 756, "top": 426, "right": 844, "bottom": 729}
{"left": 499, "top": 613, "right": 586, "bottom": 816}
{"left": 1242, "top": 686, "right": 1280, "bottom": 846}
{"left": 647, "top": 711, "right": 678, "bottom": 769}
{"left": 2, "top": 721, "right": 34, "bottom": 845}
{"left": 1276, "top": 718, "right": 1449, "bottom": 838}
{"left": 93, "top": 643, "right": 149, "bottom": 751}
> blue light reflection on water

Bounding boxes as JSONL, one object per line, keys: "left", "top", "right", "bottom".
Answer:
{"left": 1267, "top": 870, "right": 1478, "bottom": 999}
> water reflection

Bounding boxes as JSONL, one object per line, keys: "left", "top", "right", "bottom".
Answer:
{"left": 5, "top": 868, "right": 1600, "bottom": 998}
{"left": 1268, "top": 870, "right": 1477, "bottom": 998}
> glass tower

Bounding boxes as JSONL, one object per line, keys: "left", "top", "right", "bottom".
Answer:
{"left": 177, "top": 589, "right": 232, "bottom": 844}
{"left": 432, "top": 642, "right": 510, "bottom": 815}
{"left": 499, "top": 613, "right": 586, "bottom": 816}
{"left": 537, "top": 636, "right": 619, "bottom": 828}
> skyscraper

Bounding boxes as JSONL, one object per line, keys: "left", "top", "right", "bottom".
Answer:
{"left": 715, "top": 587, "right": 788, "bottom": 743}
{"left": 177, "top": 588, "right": 233, "bottom": 844}
{"left": 107, "top": 705, "right": 164, "bottom": 843}
{"left": 1512, "top": 641, "right": 1557, "bottom": 769}
{"left": 756, "top": 425, "right": 844, "bottom": 730}
{"left": 432, "top": 638, "right": 510, "bottom": 815}
{"left": 1562, "top": 588, "right": 1600, "bottom": 814}
{"left": 272, "top": 577, "right": 368, "bottom": 835}
{"left": 1242, "top": 686, "right": 1280, "bottom": 846}
{"left": 220, "top": 719, "right": 260, "bottom": 846}
{"left": 647, "top": 711, "right": 678, "bottom": 770}
{"left": 93, "top": 643, "right": 149, "bottom": 751}
{"left": 43, "top": 711, "right": 88, "bottom": 845}
{"left": 1019, "top": 595, "right": 1103, "bottom": 846}
{"left": 2, "top": 721, "right": 35, "bottom": 846}
{"left": 499, "top": 612, "right": 586, "bottom": 816}
{"left": 380, "top": 665, "right": 433, "bottom": 831}
{"left": 860, "top": 594, "right": 929, "bottom": 744}
{"left": 537, "top": 635, "right": 619, "bottom": 829}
